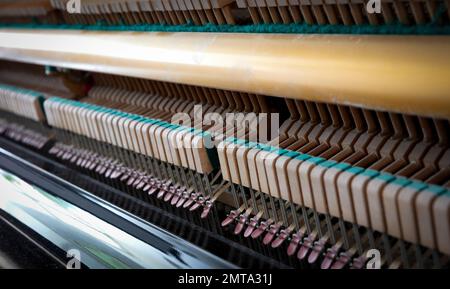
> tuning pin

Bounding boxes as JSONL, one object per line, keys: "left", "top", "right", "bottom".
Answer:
{"left": 66, "top": 151, "right": 75, "bottom": 161}
{"left": 49, "top": 146, "right": 58, "bottom": 155}
{"left": 39, "top": 142, "right": 47, "bottom": 150}
{"left": 88, "top": 156, "right": 97, "bottom": 169}
{"left": 221, "top": 209, "right": 240, "bottom": 227}
{"left": 350, "top": 256, "right": 367, "bottom": 269}
{"left": 72, "top": 153, "right": 82, "bottom": 164}
{"left": 114, "top": 166, "right": 126, "bottom": 179}
{"left": 189, "top": 196, "right": 203, "bottom": 211}
{"left": 119, "top": 170, "right": 129, "bottom": 182}
{"left": 148, "top": 186, "right": 158, "bottom": 195}
{"left": 233, "top": 213, "right": 249, "bottom": 235}
{"left": 57, "top": 145, "right": 67, "bottom": 157}
{"left": 89, "top": 159, "right": 99, "bottom": 171}
{"left": 98, "top": 163, "right": 106, "bottom": 174}
{"left": 109, "top": 166, "right": 121, "bottom": 179}
{"left": 271, "top": 227, "right": 294, "bottom": 248}
{"left": 69, "top": 154, "right": 79, "bottom": 163}
{"left": 156, "top": 182, "right": 167, "bottom": 199}
{"left": 144, "top": 178, "right": 156, "bottom": 190}
{"left": 104, "top": 166, "right": 113, "bottom": 178}
{"left": 82, "top": 157, "right": 94, "bottom": 171}
{"left": 76, "top": 155, "right": 86, "bottom": 168}
{"left": 132, "top": 173, "right": 144, "bottom": 187}
{"left": 287, "top": 231, "right": 303, "bottom": 256}
{"left": 148, "top": 180, "right": 160, "bottom": 195}
{"left": 251, "top": 219, "right": 274, "bottom": 239}
{"left": 201, "top": 200, "right": 213, "bottom": 219}
{"left": 244, "top": 215, "right": 261, "bottom": 238}
{"left": 143, "top": 180, "right": 153, "bottom": 192}
{"left": 39, "top": 138, "right": 50, "bottom": 149}
{"left": 56, "top": 149, "right": 65, "bottom": 158}
{"left": 135, "top": 177, "right": 147, "bottom": 190}
{"left": 308, "top": 238, "right": 327, "bottom": 264}
{"left": 263, "top": 223, "right": 282, "bottom": 245}
{"left": 298, "top": 235, "right": 315, "bottom": 260}
{"left": 175, "top": 190, "right": 190, "bottom": 208}
{"left": 110, "top": 169, "right": 122, "bottom": 180}
{"left": 321, "top": 243, "right": 341, "bottom": 269}
{"left": 182, "top": 192, "right": 199, "bottom": 208}
{"left": 80, "top": 155, "right": 88, "bottom": 168}
{"left": 168, "top": 187, "right": 181, "bottom": 204}
{"left": 106, "top": 162, "right": 118, "bottom": 176}
{"left": 190, "top": 196, "right": 208, "bottom": 212}
{"left": 62, "top": 151, "right": 72, "bottom": 160}
{"left": 159, "top": 184, "right": 171, "bottom": 201}
{"left": 331, "top": 252, "right": 351, "bottom": 269}
{"left": 76, "top": 154, "right": 84, "bottom": 166}
{"left": 126, "top": 173, "right": 137, "bottom": 186}
{"left": 59, "top": 149, "right": 67, "bottom": 159}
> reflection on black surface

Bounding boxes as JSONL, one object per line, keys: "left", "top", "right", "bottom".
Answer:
{"left": 0, "top": 215, "right": 64, "bottom": 269}
{"left": 0, "top": 136, "right": 309, "bottom": 269}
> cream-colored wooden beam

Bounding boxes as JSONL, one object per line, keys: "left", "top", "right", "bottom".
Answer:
{"left": 0, "top": 29, "right": 449, "bottom": 119}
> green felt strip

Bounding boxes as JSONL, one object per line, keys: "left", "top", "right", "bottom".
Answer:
{"left": 1, "top": 22, "right": 450, "bottom": 35}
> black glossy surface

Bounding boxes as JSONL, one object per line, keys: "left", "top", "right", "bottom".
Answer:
{"left": 0, "top": 213, "right": 64, "bottom": 269}
{"left": 0, "top": 136, "right": 300, "bottom": 268}
{"left": 0, "top": 140, "right": 239, "bottom": 268}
